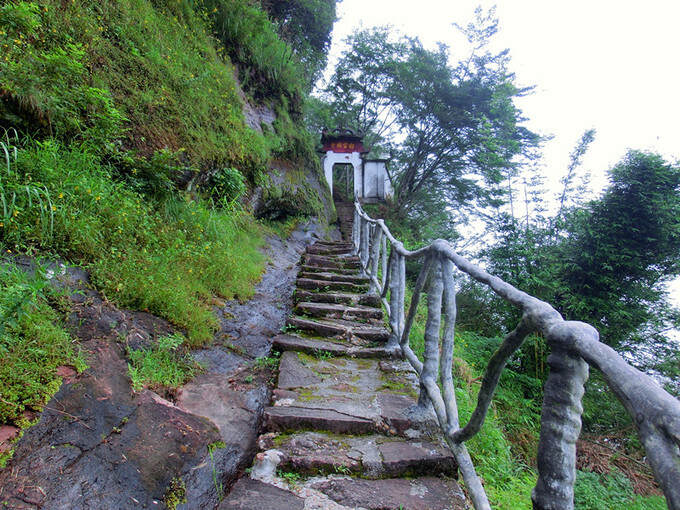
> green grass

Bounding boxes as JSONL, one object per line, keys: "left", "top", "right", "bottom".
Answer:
{"left": 1, "top": 138, "right": 265, "bottom": 345}
{"left": 0, "top": 262, "right": 87, "bottom": 428}
{"left": 127, "top": 333, "right": 198, "bottom": 391}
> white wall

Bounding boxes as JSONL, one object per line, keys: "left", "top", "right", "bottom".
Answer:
{"left": 322, "top": 151, "right": 362, "bottom": 198}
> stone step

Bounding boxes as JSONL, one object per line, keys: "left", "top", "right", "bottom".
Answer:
{"left": 299, "top": 264, "right": 357, "bottom": 276}
{"left": 272, "top": 334, "right": 398, "bottom": 359}
{"left": 265, "top": 352, "right": 438, "bottom": 437}
{"left": 294, "top": 290, "right": 381, "bottom": 308}
{"left": 218, "top": 477, "right": 304, "bottom": 510}
{"left": 304, "top": 254, "right": 360, "bottom": 269}
{"left": 306, "top": 244, "right": 354, "bottom": 256}
{"left": 307, "top": 476, "right": 466, "bottom": 510}
{"left": 285, "top": 316, "right": 389, "bottom": 341}
{"left": 298, "top": 271, "right": 369, "bottom": 284}
{"left": 220, "top": 475, "right": 465, "bottom": 510}
{"left": 296, "top": 277, "right": 369, "bottom": 293}
{"left": 295, "top": 301, "right": 383, "bottom": 321}
{"left": 260, "top": 431, "right": 457, "bottom": 479}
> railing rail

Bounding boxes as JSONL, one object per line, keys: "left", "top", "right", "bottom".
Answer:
{"left": 352, "top": 200, "right": 680, "bottom": 510}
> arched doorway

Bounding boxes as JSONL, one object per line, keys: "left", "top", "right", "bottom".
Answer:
{"left": 332, "top": 163, "right": 354, "bottom": 202}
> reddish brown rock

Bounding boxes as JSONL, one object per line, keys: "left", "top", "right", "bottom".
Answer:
{"left": 310, "top": 476, "right": 467, "bottom": 510}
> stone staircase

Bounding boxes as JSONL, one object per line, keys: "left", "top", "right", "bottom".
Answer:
{"left": 219, "top": 202, "right": 466, "bottom": 510}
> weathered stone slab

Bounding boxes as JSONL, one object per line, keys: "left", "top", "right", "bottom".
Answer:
{"left": 267, "top": 353, "right": 438, "bottom": 437}
{"left": 295, "top": 301, "right": 382, "bottom": 321}
{"left": 297, "top": 277, "right": 369, "bottom": 293}
{"left": 294, "top": 290, "right": 380, "bottom": 308}
{"left": 299, "top": 264, "right": 358, "bottom": 276}
{"left": 304, "top": 254, "right": 360, "bottom": 269}
{"left": 260, "top": 431, "right": 457, "bottom": 478}
{"left": 218, "top": 477, "right": 304, "bottom": 510}
{"left": 277, "top": 351, "right": 322, "bottom": 389}
{"left": 306, "top": 244, "right": 353, "bottom": 256}
{"left": 272, "top": 334, "right": 397, "bottom": 359}
{"left": 264, "top": 406, "right": 376, "bottom": 435}
{"left": 286, "top": 316, "right": 389, "bottom": 342}
{"left": 298, "top": 271, "right": 369, "bottom": 284}
{"left": 309, "top": 476, "right": 467, "bottom": 510}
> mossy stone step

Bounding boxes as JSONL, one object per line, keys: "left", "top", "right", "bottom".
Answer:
{"left": 306, "top": 244, "right": 354, "bottom": 256}
{"left": 259, "top": 430, "right": 457, "bottom": 479}
{"left": 307, "top": 476, "right": 466, "bottom": 510}
{"left": 285, "top": 316, "right": 389, "bottom": 341}
{"left": 298, "top": 271, "right": 369, "bottom": 284}
{"left": 298, "top": 264, "right": 358, "bottom": 276}
{"left": 295, "top": 301, "right": 383, "bottom": 321}
{"left": 294, "top": 290, "right": 381, "bottom": 308}
{"left": 296, "top": 277, "right": 369, "bottom": 293}
{"left": 272, "top": 334, "right": 398, "bottom": 359}
{"left": 264, "top": 353, "right": 438, "bottom": 437}
{"left": 304, "top": 254, "right": 360, "bottom": 269}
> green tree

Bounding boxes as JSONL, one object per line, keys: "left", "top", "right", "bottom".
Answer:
{"left": 557, "top": 151, "right": 680, "bottom": 349}
{"left": 321, "top": 14, "right": 539, "bottom": 241}
{"left": 260, "top": 0, "right": 338, "bottom": 87}
{"left": 486, "top": 150, "right": 680, "bottom": 354}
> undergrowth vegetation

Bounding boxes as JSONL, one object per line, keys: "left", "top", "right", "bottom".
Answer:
{"left": 0, "top": 0, "right": 335, "bottom": 455}
{"left": 406, "top": 290, "right": 665, "bottom": 509}
{"left": 0, "top": 263, "right": 86, "bottom": 427}
{"left": 127, "top": 333, "right": 198, "bottom": 391}
{"left": 2, "top": 137, "right": 265, "bottom": 344}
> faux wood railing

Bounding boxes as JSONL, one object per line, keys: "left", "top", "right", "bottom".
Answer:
{"left": 352, "top": 201, "right": 680, "bottom": 510}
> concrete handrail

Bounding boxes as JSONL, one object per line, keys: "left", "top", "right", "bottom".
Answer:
{"left": 352, "top": 200, "right": 680, "bottom": 510}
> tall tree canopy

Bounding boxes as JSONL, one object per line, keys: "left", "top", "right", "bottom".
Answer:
{"left": 260, "top": 0, "right": 337, "bottom": 86}
{"left": 486, "top": 150, "right": 680, "bottom": 355}
{"left": 318, "top": 11, "right": 540, "bottom": 239}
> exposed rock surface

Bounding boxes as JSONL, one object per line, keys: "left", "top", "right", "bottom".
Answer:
{"left": 0, "top": 221, "right": 325, "bottom": 509}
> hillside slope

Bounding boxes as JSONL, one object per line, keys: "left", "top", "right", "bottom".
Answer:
{"left": 0, "top": 0, "right": 337, "bottom": 495}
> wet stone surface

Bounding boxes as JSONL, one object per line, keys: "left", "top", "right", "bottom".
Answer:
{"left": 309, "top": 476, "right": 467, "bottom": 510}
{"left": 265, "top": 353, "right": 438, "bottom": 438}
{"left": 0, "top": 221, "right": 326, "bottom": 510}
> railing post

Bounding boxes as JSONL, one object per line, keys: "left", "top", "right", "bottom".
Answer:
{"left": 387, "top": 249, "right": 401, "bottom": 351}
{"left": 360, "top": 218, "right": 370, "bottom": 269}
{"left": 352, "top": 204, "right": 361, "bottom": 255}
{"left": 419, "top": 257, "right": 443, "bottom": 409}
{"left": 368, "top": 225, "right": 383, "bottom": 293}
{"left": 397, "top": 251, "right": 406, "bottom": 335}
{"left": 380, "top": 234, "right": 388, "bottom": 289}
{"left": 532, "top": 345, "right": 589, "bottom": 510}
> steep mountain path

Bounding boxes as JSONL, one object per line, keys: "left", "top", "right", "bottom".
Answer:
{"left": 218, "top": 202, "right": 466, "bottom": 510}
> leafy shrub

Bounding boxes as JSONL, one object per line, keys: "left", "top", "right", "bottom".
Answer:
{"left": 0, "top": 262, "right": 86, "bottom": 425}
{"left": 1, "top": 138, "right": 265, "bottom": 344}
{"left": 201, "top": 0, "right": 305, "bottom": 103}
{"left": 128, "top": 333, "right": 197, "bottom": 391}
{"left": 208, "top": 166, "right": 247, "bottom": 205}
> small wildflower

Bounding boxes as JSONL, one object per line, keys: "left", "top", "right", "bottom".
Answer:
{"left": 51, "top": 205, "right": 56, "bottom": 211}
{"left": 95, "top": 195, "right": 101, "bottom": 201}
{"left": 13, "top": 210, "right": 18, "bottom": 217}
{"left": 58, "top": 192, "right": 64, "bottom": 199}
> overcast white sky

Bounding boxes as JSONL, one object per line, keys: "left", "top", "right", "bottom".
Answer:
{"left": 324, "top": 0, "right": 680, "bottom": 196}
